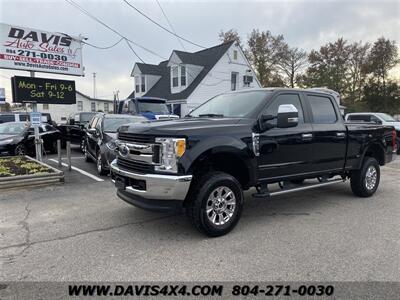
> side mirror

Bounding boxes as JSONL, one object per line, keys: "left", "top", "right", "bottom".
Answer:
{"left": 257, "top": 114, "right": 276, "bottom": 133}
{"left": 277, "top": 104, "right": 299, "bottom": 128}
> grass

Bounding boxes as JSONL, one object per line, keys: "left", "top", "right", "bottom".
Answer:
{"left": 0, "top": 156, "right": 54, "bottom": 178}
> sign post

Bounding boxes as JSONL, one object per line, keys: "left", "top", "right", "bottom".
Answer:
{"left": 29, "top": 71, "right": 43, "bottom": 161}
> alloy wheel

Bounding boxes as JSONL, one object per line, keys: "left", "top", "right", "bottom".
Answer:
{"left": 365, "top": 165, "right": 377, "bottom": 190}
{"left": 206, "top": 186, "right": 236, "bottom": 226}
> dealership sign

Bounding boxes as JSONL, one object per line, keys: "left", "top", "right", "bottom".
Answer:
{"left": 0, "top": 23, "right": 84, "bottom": 76}
{"left": 12, "top": 76, "right": 76, "bottom": 104}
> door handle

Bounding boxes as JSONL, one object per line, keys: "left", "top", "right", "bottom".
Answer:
{"left": 302, "top": 133, "right": 313, "bottom": 140}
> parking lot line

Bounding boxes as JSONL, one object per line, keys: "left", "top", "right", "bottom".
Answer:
{"left": 48, "top": 159, "right": 104, "bottom": 182}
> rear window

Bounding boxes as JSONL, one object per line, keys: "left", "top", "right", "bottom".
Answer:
{"left": 348, "top": 115, "right": 371, "bottom": 122}
{"left": 308, "top": 95, "right": 337, "bottom": 124}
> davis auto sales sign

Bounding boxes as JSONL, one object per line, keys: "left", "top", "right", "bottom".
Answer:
{"left": 0, "top": 23, "right": 84, "bottom": 76}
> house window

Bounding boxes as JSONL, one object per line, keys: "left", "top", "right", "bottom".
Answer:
{"left": 43, "top": 104, "right": 49, "bottom": 110}
{"left": 141, "top": 75, "right": 146, "bottom": 92}
{"left": 180, "top": 66, "right": 186, "bottom": 86}
{"left": 233, "top": 50, "right": 238, "bottom": 60}
{"left": 104, "top": 103, "right": 109, "bottom": 113}
{"left": 172, "top": 66, "right": 179, "bottom": 87}
{"left": 231, "top": 72, "right": 238, "bottom": 91}
{"left": 91, "top": 102, "right": 96, "bottom": 112}
{"left": 135, "top": 75, "right": 140, "bottom": 93}
{"left": 77, "top": 101, "right": 83, "bottom": 111}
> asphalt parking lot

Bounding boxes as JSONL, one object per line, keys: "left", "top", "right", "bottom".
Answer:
{"left": 0, "top": 148, "right": 399, "bottom": 282}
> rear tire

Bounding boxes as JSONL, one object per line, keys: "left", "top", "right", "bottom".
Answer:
{"left": 84, "top": 143, "right": 92, "bottom": 162}
{"left": 97, "top": 151, "right": 107, "bottom": 176}
{"left": 186, "top": 171, "right": 243, "bottom": 237}
{"left": 350, "top": 157, "right": 380, "bottom": 197}
{"left": 14, "top": 144, "right": 27, "bottom": 156}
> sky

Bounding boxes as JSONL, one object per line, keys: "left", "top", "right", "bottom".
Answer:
{"left": 0, "top": 0, "right": 399, "bottom": 103}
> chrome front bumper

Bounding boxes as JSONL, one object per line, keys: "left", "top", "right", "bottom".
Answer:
{"left": 110, "top": 159, "right": 192, "bottom": 201}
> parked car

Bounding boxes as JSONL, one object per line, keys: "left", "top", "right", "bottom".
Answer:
{"left": 84, "top": 113, "right": 147, "bottom": 175}
{"left": 346, "top": 112, "right": 400, "bottom": 153}
{"left": 0, "top": 112, "right": 55, "bottom": 125}
{"left": 57, "top": 112, "right": 96, "bottom": 152}
{"left": 0, "top": 122, "right": 61, "bottom": 156}
{"left": 110, "top": 88, "right": 397, "bottom": 237}
{"left": 117, "top": 97, "right": 179, "bottom": 120}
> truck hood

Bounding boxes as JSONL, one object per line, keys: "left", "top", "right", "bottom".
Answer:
{"left": 118, "top": 117, "right": 251, "bottom": 136}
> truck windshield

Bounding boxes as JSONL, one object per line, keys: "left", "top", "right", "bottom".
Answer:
{"left": 103, "top": 117, "right": 144, "bottom": 133}
{"left": 376, "top": 113, "right": 395, "bottom": 122}
{"left": 189, "top": 91, "right": 269, "bottom": 118}
{"left": 80, "top": 113, "right": 96, "bottom": 123}
{"left": 138, "top": 101, "right": 170, "bottom": 115}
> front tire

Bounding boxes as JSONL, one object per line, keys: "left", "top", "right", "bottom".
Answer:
{"left": 14, "top": 144, "right": 27, "bottom": 156}
{"left": 84, "top": 143, "right": 92, "bottom": 162}
{"left": 186, "top": 172, "right": 243, "bottom": 237}
{"left": 350, "top": 157, "right": 380, "bottom": 197}
{"left": 96, "top": 151, "right": 107, "bottom": 176}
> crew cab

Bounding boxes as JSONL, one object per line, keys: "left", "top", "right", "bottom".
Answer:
{"left": 118, "top": 97, "right": 179, "bottom": 120}
{"left": 110, "top": 88, "right": 397, "bottom": 237}
{"left": 57, "top": 112, "right": 96, "bottom": 152}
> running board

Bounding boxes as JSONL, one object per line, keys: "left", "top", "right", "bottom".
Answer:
{"left": 253, "top": 178, "right": 345, "bottom": 199}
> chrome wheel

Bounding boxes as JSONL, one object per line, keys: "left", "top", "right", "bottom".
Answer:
{"left": 365, "top": 166, "right": 377, "bottom": 190}
{"left": 80, "top": 139, "right": 85, "bottom": 153}
{"left": 206, "top": 186, "right": 236, "bottom": 226}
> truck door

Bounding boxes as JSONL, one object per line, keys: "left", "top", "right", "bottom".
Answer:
{"left": 305, "top": 93, "right": 347, "bottom": 173}
{"left": 257, "top": 92, "right": 313, "bottom": 180}
{"left": 86, "top": 117, "right": 99, "bottom": 157}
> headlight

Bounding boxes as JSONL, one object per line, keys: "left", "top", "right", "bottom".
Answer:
{"left": 155, "top": 137, "right": 186, "bottom": 173}
{"left": 0, "top": 139, "right": 14, "bottom": 145}
{"left": 106, "top": 140, "right": 118, "bottom": 151}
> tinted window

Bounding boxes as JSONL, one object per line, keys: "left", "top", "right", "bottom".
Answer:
{"left": 308, "top": 95, "right": 337, "bottom": 124}
{"left": 138, "top": 101, "right": 169, "bottom": 114}
{"left": 80, "top": 113, "right": 95, "bottom": 123}
{"left": 348, "top": 115, "right": 371, "bottom": 122}
{"left": 265, "top": 94, "right": 304, "bottom": 124}
{"left": 19, "top": 114, "right": 29, "bottom": 121}
{"left": 0, "top": 115, "right": 15, "bottom": 123}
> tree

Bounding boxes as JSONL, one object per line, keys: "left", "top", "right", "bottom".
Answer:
{"left": 246, "top": 29, "right": 287, "bottom": 87}
{"left": 304, "top": 38, "right": 351, "bottom": 97}
{"left": 277, "top": 47, "right": 308, "bottom": 88}
{"left": 367, "top": 37, "right": 398, "bottom": 86}
{"left": 347, "top": 41, "right": 370, "bottom": 104}
{"left": 362, "top": 80, "right": 400, "bottom": 114}
{"left": 218, "top": 29, "right": 242, "bottom": 47}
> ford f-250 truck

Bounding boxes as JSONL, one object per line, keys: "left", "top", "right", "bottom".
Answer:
{"left": 110, "top": 88, "right": 397, "bottom": 237}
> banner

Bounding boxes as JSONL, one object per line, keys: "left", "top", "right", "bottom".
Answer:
{"left": 0, "top": 23, "right": 84, "bottom": 76}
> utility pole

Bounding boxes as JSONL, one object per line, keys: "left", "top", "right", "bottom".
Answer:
{"left": 92, "top": 72, "right": 97, "bottom": 98}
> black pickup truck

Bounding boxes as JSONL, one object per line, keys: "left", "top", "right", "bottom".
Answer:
{"left": 110, "top": 88, "right": 397, "bottom": 236}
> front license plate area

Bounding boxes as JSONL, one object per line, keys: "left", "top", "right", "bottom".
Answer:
{"left": 115, "top": 175, "right": 127, "bottom": 190}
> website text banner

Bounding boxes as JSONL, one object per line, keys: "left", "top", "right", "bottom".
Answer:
{"left": 0, "top": 282, "right": 399, "bottom": 299}
{"left": 0, "top": 23, "right": 83, "bottom": 76}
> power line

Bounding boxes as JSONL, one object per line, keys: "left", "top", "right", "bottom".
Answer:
{"left": 125, "top": 39, "right": 145, "bottom": 63}
{"left": 122, "top": 0, "right": 205, "bottom": 49}
{"left": 82, "top": 37, "right": 124, "bottom": 50}
{"left": 155, "top": 0, "right": 186, "bottom": 51}
{"left": 65, "top": 0, "right": 166, "bottom": 61}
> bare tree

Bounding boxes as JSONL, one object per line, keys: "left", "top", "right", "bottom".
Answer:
{"left": 218, "top": 29, "right": 242, "bottom": 47}
{"left": 277, "top": 47, "right": 308, "bottom": 88}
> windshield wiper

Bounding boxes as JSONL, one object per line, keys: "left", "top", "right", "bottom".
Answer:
{"left": 198, "top": 113, "right": 224, "bottom": 118}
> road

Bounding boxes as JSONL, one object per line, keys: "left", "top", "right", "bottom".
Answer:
{"left": 0, "top": 149, "right": 399, "bottom": 282}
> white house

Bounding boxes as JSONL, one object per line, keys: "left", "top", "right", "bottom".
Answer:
{"left": 20, "top": 91, "right": 114, "bottom": 123}
{"left": 129, "top": 41, "right": 261, "bottom": 116}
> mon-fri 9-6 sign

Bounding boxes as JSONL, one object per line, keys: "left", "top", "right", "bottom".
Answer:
{"left": 0, "top": 23, "right": 84, "bottom": 76}
{"left": 12, "top": 76, "right": 76, "bottom": 104}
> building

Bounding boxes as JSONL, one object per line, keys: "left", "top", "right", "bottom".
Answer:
{"left": 129, "top": 41, "right": 261, "bottom": 117}
{"left": 16, "top": 91, "right": 114, "bottom": 123}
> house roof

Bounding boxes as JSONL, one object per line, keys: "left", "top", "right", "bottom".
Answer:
{"left": 76, "top": 91, "right": 114, "bottom": 102}
{"left": 135, "top": 63, "right": 164, "bottom": 76}
{"left": 128, "top": 41, "right": 235, "bottom": 101}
